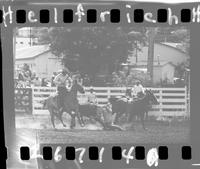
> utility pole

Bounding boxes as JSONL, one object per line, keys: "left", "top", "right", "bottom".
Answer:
{"left": 30, "top": 27, "right": 32, "bottom": 46}
{"left": 135, "top": 41, "right": 138, "bottom": 63}
{"left": 147, "top": 28, "right": 157, "bottom": 84}
{"left": 13, "top": 28, "right": 17, "bottom": 71}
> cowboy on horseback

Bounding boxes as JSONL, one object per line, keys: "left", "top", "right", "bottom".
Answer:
{"left": 53, "top": 67, "right": 73, "bottom": 112}
{"left": 132, "top": 81, "right": 145, "bottom": 99}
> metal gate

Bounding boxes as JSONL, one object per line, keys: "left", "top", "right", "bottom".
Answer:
{"left": 15, "top": 88, "right": 32, "bottom": 114}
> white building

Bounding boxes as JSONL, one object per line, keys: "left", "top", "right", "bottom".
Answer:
{"left": 131, "top": 61, "right": 176, "bottom": 85}
{"left": 129, "top": 43, "right": 188, "bottom": 65}
{"left": 16, "top": 37, "right": 38, "bottom": 46}
{"left": 127, "top": 42, "right": 189, "bottom": 85}
{"left": 15, "top": 45, "right": 63, "bottom": 79}
{"left": 154, "top": 62, "right": 175, "bottom": 84}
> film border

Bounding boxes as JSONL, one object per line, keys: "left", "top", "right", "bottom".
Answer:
{"left": 0, "top": 1, "right": 199, "bottom": 169}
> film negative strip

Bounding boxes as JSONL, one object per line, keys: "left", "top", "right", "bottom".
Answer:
{"left": 1, "top": 0, "right": 200, "bottom": 169}
{"left": 0, "top": 3, "right": 200, "bottom": 26}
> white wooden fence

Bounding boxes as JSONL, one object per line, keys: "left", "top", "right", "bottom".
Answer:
{"left": 32, "top": 87, "right": 189, "bottom": 117}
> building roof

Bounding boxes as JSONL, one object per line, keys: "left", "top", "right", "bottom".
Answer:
{"left": 18, "top": 27, "right": 31, "bottom": 31}
{"left": 161, "top": 42, "right": 187, "bottom": 53}
{"left": 134, "top": 61, "right": 176, "bottom": 67}
{"left": 129, "top": 42, "right": 188, "bottom": 65}
{"left": 161, "top": 42, "right": 182, "bottom": 48}
{"left": 16, "top": 45, "right": 50, "bottom": 60}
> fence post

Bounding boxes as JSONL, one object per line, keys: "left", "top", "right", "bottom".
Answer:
{"left": 107, "top": 88, "right": 111, "bottom": 102}
{"left": 32, "top": 87, "right": 35, "bottom": 114}
{"left": 185, "top": 86, "right": 190, "bottom": 118}
{"left": 29, "top": 88, "right": 33, "bottom": 114}
{"left": 159, "top": 89, "right": 163, "bottom": 116}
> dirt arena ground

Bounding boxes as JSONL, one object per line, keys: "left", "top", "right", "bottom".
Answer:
{"left": 10, "top": 114, "right": 190, "bottom": 169}
{"left": 16, "top": 114, "right": 190, "bottom": 144}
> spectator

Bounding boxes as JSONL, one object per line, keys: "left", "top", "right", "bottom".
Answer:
{"left": 83, "top": 74, "right": 90, "bottom": 86}
{"left": 77, "top": 74, "right": 83, "bottom": 85}
{"left": 32, "top": 77, "right": 41, "bottom": 86}
{"left": 31, "top": 71, "right": 36, "bottom": 80}
{"left": 87, "top": 87, "right": 98, "bottom": 105}
{"left": 46, "top": 80, "right": 51, "bottom": 87}
{"left": 132, "top": 81, "right": 145, "bottom": 98}
{"left": 23, "top": 64, "right": 32, "bottom": 81}
{"left": 41, "top": 78, "right": 48, "bottom": 87}
{"left": 51, "top": 73, "right": 57, "bottom": 87}
{"left": 18, "top": 71, "right": 24, "bottom": 81}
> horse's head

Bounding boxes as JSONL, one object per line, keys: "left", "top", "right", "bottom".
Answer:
{"left": 108, "top": 97, "right": 118, "bottom": 105}
{"left": 72, "top": 80, "right": 85, "bottom": 94}
{"left": 145, "top": 89, "right": 159, "bottom": 105}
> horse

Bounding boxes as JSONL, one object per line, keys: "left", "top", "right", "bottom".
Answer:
{"left": 43, "top": 80, "right": 85, "bottom": 129}
{"left": 78, "top": 104, "right": 124, "bottom": 131}
{"left": 109, "top": 89, "right": 159, "bottom": 130}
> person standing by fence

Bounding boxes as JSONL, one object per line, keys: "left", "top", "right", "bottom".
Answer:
{"left": 132, "top": 81, "right": 145, "bottom": 98}
{"left": 41, "top": 78, "right": 48, "bottom": 87}
{"left": 88, "top": 87, "right": 98, "bottom": 105}
{"left": 51, "top": 72, "right": 57, "bottom": 87}
{"left": 32, "top": 77, "right": 41, "bottom": 86}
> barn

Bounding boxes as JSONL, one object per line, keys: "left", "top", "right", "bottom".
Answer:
{"left": 127, "top": 42, "right": 189, "bottom": 85}
{"left": 133, "top": 61, "right": 176, "bottom": 85}
{"left": 129, "top": 42, "right": 188, "bottom": 65}
{"left": 15, "top": 45, "right": 63, "bottom": 79}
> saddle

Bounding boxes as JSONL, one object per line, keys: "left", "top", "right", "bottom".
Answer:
{"left": 132, "top": 94, "right": 146, "bottom": 102}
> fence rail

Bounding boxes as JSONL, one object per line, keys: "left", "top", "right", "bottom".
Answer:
{"left": 29, "top": 86, "right": 189, "bottom": 117}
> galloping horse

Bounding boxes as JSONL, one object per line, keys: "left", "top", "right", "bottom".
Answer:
{"left": 109, "top": 89, "right": 159, "bottom": 130}
{"left": 43, "top": 80, "right": 85, "bottom": 129}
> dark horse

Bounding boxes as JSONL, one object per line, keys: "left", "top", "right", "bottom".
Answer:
{"left": 109, "top": 89, "right": 159, "bottom": 130}
{"left": 43, "top": 80, "right": 85, "bottom": 129}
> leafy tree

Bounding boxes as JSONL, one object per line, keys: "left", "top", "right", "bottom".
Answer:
{"left": 42, "top": 27, "right": 146, "bottom": 84}
{"left": 155, "top": 27, "right": 190, "bottom": 54}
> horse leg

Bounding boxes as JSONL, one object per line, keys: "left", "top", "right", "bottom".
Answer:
{"left": 77, "top": 112, "right": 85, "bottom": 127}
{"left": 141, "top": 113, "right": 147, "bottom": 130}
{"left": 145, "top": 111, "right": 149, "bottom": 121}
{"left": 70, "top": 113, "right": 76, "bottom": 129}
{"left": 58, "top": 111, "right": 66, "bottom": 127}
{"left": 113, "top": 113, "right": 120, "bottom": 125}
{"left": 128, "top": 113, "right": 135, "bottom": 131}
{"left": 75, "top": 106, "right": 84, "bottom": 127}
{"left": 94, "top": 116, "right": 107, "bottom": 129}
{"left": 49, "top": 109, "right": 56, "bottom": 129}
{"left": 80, "top": 114, "right": 85, "bottom": 126}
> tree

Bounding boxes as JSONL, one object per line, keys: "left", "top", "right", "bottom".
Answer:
{"left": 42, "top": 27, "right": 146, "bottom": 85}
{"left": 155, "top": 27, "right": 190, "bottom": 54}
{"left": 170, "top": 28, "right": 190, "bottom": 54}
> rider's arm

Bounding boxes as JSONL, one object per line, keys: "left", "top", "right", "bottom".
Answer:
{"left": 94, "top": 95, "right": 98, "bottom": 104}
{"left": 131, "top": 87, "right": 136, "bottom": 96}
{"left": 140, "top": 85, "right": 145, "bottom": 93}
{"left": 68, "top": 76, "right": 73, "bottom": 86}
{"left": 53, "top": 74, "right": 62, "bottom": 86}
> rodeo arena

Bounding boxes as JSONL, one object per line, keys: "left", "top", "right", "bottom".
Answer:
{"left": 12, "top": 27, "right": 190, "bottom": 169}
